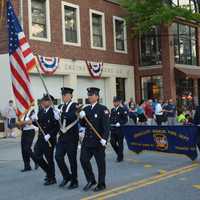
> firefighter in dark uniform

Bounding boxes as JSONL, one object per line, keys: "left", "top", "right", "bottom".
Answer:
{"left": 110, "top": 96, "right": 128, "bottom": 162}
{"left": 55, "top": 87, "right": 79, "bottom": 189}
{"left": 79, "top": 87, "right": 110, "bottom": 192}
{"left": 31, "top": 94, "right": 60, "bottom": 185}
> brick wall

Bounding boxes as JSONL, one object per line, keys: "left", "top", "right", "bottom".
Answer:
{"left": 13, "top": 0, "right": 134, "bottom": 66}
{"left": 0, "top": 0, "right": 20, "bottom": 54}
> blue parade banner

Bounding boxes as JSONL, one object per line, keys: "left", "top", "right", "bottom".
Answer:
{"left": 121, "top": 125, "right": 199, "bottom": 160}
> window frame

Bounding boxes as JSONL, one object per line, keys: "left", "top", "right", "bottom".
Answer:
{"left": 28, "top": 0, "right": 51, "bottom": 42}
{"left": 89, "top": 9, "right": 106, "bottom": 51}
{"left": 139, "top": 27, "right": 161, "bottom": 66}
{"left": 172, "top": 23, "right": 197, "bottom": 66}
{"left": 113, "top": 16, "right": 128, "bottom": 54}
{"left": 61, "top": 1, "right": 81, "bottom": 47}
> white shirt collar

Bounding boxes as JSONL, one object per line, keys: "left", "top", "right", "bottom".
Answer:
{"left": 91, "top": 102, "right": 98, "bottom": 109}
{"left": 45, "top": 107, "right": 51, "bottom": 113}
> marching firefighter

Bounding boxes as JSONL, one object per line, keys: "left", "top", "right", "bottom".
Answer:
{"left": 55, "top": 87, "right": 79, "bottom": 189}
{"left": 110, "top": 96, "right": 128, "bottom": 162}
{"left": 79, "top": 87, "right": 110, "bottom": 192}
{"left": 32, "top": 94, "right": 60, "bottom": 185}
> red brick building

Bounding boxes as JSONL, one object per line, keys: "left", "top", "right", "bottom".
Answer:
{"left": 133, "top": 0, "right": 200, "bottom": 108}
{"left": 1, "top": 0, "right": 199, "bottom": 109}
{"left": 0, "top": 0, "right": 135, "bottom": 109}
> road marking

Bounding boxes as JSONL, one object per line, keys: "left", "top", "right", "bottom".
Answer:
{"left": 144, "top": 164, "right": 152, "bottom": 168}
{"left": 193, "top": 184, "right": 200, "bottom": 190}
{"left": 81, "top": 163, "right": 199, "bottom": 200}
{"left": 158, "top": 169, "right": 167, "bottom": 174}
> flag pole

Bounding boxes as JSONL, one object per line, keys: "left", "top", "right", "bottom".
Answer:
{"left": 0, "top": 0, "right": 5, "bottom": 26}
{"left": 35, "top": 57, "right": 62, "bottom": 127}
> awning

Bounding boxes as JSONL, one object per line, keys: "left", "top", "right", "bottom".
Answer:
{"left": 175, "top": 64, "right": 200, "bottom": 78}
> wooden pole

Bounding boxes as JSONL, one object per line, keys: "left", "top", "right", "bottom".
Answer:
{"left": 83, "top": 116, "right": 103, "bottom": 140}
{"left": 35, "top": 120, "right": 52, "bottom": 148}
{"left": 35, "top": 57, "right": 62, "bottom": 127}
{"left": 0, "top": 0, "right": 5, "bottom": 26}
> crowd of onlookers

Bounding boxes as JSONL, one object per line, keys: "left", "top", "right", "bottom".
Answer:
{"left": 0, "top": 97, "right": 199, "bottom": 139}
{"left": 125, "top": 98, "right": 195, "bottom": 126}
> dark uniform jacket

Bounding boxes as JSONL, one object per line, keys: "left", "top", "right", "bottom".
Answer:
{"left": 80, "top": 103, "right": 110, "bottom": 147}
{"left": 35, "top": 107, "right": 60, "bottom": 144}
{"left": 59, "top": 101, "right": 79, "bottom": 143}
{"left": 110, "top": 106, "right": 128, "bottom": 133}
{"left": 193, "top": 106, "right": 200, "bottom": 125}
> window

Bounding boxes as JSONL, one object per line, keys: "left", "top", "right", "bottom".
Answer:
{"left": 176, "top": 78, "right": 194, "bottom": 109}
{"left": 62, "top": 2, "right": 81, "bottom": 46}
{"left": 116, "top": 78, "right": 126, "bottom": 101}
{"left": 172, "top": 23, "right": 197, "bottom": 65}
{"left": 90, "top": 9, "right": 106, "bottom": 50}
{"left": 141, "top": 76, "right": 163, "bottom": 100}
{"left": 28, "top": 0, "right": 51, "bottom": 41}
{"left": 171, "top": 0, "right": 198, "bottom": 13}
{"left": 139, "top": 27, "right": 161, "bottom": 66}
{"left": 113, "top": 16, "right": 127, "bottom": 53}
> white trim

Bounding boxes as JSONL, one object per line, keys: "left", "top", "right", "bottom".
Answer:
{"left": 28, "top": 0, "right": 51, "bottom": 42}
{"left": 113, "top": 16, "right": 127, "bottom": 54}
{"left": 61, "top": 1, "right": 81, "bottom": 47}
{"left": 89, "top": 9, "right": 106, "bottom": 51}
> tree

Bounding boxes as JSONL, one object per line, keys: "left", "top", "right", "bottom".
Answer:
{"left": 119, "top": 0, "right": 200, "bottom": 35}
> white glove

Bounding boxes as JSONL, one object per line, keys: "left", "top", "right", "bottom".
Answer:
{"left": 44, "top": 134, "right": 51, "bottom": 142}
{"left": 100, "top": 139, "right": 107, "bottom": 147}
{"left": 31, "top": 113, "right": 38, "bottom": 121}
{"left": 79, "top": 111, "right": 86, "bottom": 119}
{"left": 116, "top": 122, "right": 120, "bottom": 127}
{"left": 53, "top": 109, "right": 60, "bottom": 120}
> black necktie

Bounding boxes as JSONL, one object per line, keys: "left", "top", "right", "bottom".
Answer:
{"left": 62, "top": 104, "right": 67, "bottom": 112}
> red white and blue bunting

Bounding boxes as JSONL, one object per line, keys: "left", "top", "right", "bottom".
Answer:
{"left": 86, "top": 60, "right": 103, "bottom": 79}
{"left": 37, "top": 55, "right": 59, "bottom": 75}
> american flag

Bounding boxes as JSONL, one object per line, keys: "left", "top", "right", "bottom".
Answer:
{"left": 7, "top": 0, "right": 35, "bottom": 116}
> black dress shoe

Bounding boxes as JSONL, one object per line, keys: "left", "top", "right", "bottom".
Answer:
{"left": 116, "top": 157, "right": 124, "bottom": 162}
{"left": 44, "top": 178, "right": 57, "bottom": 186}
{"left": 93, "top": 184, "right": 106, "bottom": 192}
{"left": 59, "top": 178, "right": 71, "bottom": 187}
{"left": 34, "top": 163, "right": 39, "bottom": 170}
{"left": 83, "top": 181, "right": 97, "bottom": 191}
{"left": 44, "top": 176, "right": 48, "bottom": 181}
{"left": 68, "top": 180, "right": 79, "bottom": 189}
{"left": 21, "top": 167, "right": 32, "bottom": 172}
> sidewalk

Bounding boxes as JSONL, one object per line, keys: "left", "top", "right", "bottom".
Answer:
{"left": 0, "top": 130, "right": 20, "bottom": 139}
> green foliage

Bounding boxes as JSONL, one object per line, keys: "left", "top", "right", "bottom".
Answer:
{"left": 119, "top": 0, "right": 200, "bottom": 34}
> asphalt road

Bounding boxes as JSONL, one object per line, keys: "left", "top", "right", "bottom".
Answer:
{"left": 0, "top": 137, "right": 200, "bottom": 200}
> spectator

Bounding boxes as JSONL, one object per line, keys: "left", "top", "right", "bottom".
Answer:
{"left": 2, "top": 100, "right": 17, "bottom": 138}
{"left": 128, "top": 101, "right": 137, "bottom": 124}
{"left": 144, "top": 99, "right": 154, "bottom": 125}
{"left": 164, "top": 99, "right": 177, "bottom": 125}
{"left": 184, "top": 114, "right": 193, "bottom": 125}
{"left": 136, "top": 100, "right": 147, "bottom": 125}
{"left": 155, "top": 99, "right": 164, "bottom": 126}
{"left": 176, "top": 109, "right": 186, "bottom": 124}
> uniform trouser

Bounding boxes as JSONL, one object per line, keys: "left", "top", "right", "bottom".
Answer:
{"left": 55, "top": 138, "right": 78, "bottom": 182}
{"left": 34, "top": 137, "right": 55, "bottom": 179}
{"left": 110, "top": 131, "right": 124, "bottom": 160}
{"left": 80, "top": 146, "right": 106, "bottom": 185}
{"left": 21, "top": 129, "right": 37, "bottom": 168}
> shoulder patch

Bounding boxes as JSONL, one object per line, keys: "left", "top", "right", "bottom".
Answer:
{"left": 104, "top": 110, "right": 109, "bottom": 115}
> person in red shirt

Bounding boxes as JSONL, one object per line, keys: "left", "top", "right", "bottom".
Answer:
{"left": 144, "top": 99, "right": 154, "bottom": 125}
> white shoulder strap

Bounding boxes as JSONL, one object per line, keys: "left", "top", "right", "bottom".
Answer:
{"left": 66, "top": 101, "right": 74, "bottom": 112}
